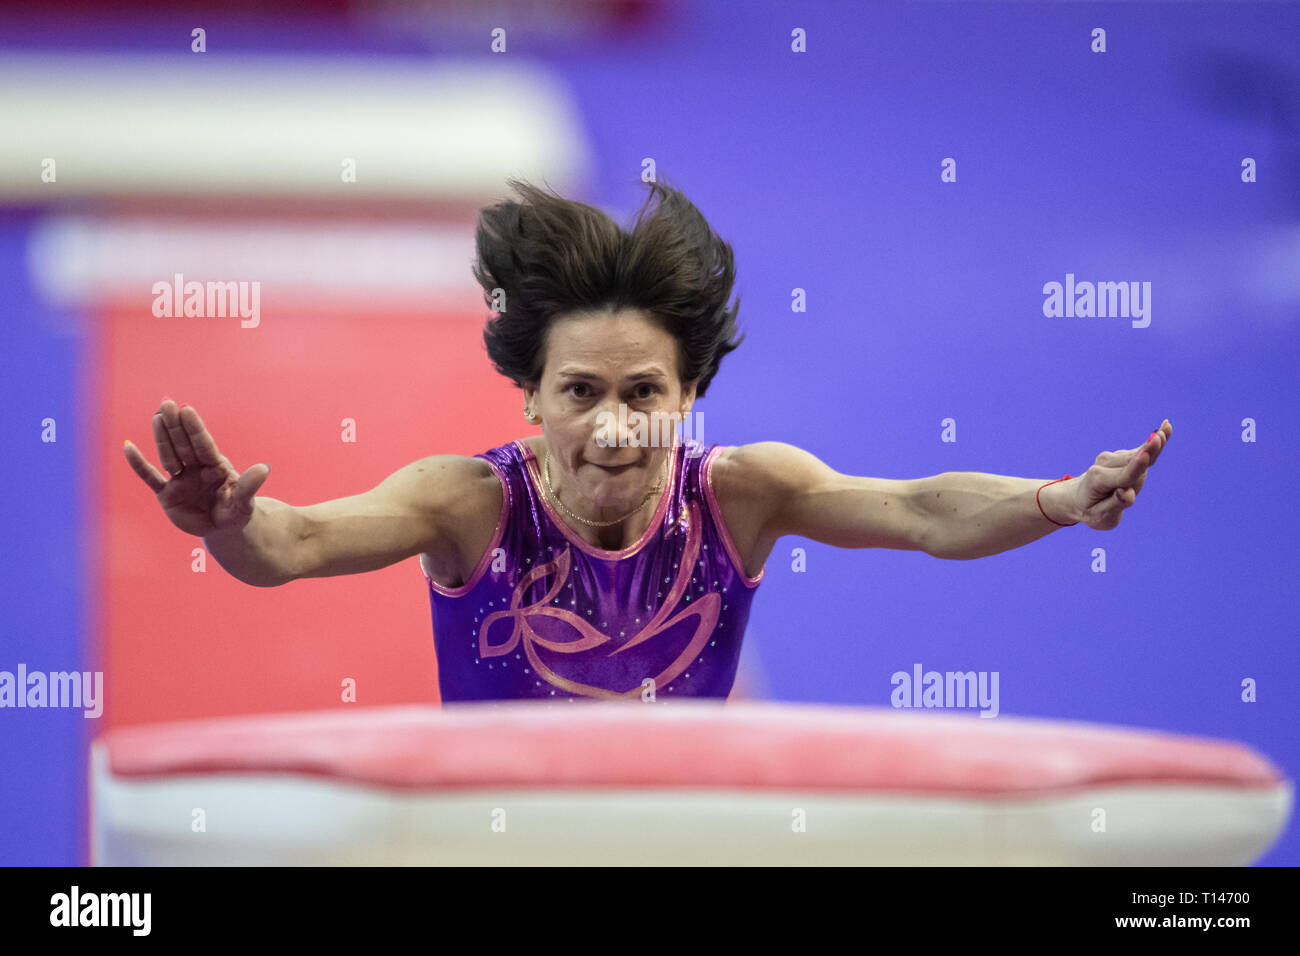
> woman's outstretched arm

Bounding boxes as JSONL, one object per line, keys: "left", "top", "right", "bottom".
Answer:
{"left": 125, "top": 399, "right": 492, "bottom": 587}
{"left": 725, "top": 420, "right": 1171, "bottom": 562}
{"left": 911, "top": 420, "right": 1172, "bottom": 559}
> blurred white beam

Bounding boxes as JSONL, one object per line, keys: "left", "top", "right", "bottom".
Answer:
{"left": 0, "top": 54, "right": 590, "bottom": 201}
{"left": 27, "top": 215, "right": 482, "bottom": 307}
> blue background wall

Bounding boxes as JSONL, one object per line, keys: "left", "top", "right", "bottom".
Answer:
{"left": 0, "top": 209, "right": 93, "bottom": 865}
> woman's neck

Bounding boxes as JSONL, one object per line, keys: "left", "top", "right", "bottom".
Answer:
{"left": 527, "top": 436, "right": 670, "bottom": 551}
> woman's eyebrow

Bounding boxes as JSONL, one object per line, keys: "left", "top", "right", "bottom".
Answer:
{"left": 556, "top": 368, "right": 668, "bottom": 381}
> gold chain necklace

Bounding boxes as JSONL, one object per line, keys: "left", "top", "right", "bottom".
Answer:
{"left": 543, "top": 451, "right": 667, "bottom": 528}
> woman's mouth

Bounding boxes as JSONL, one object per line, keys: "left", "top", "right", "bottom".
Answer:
{"left": 591, "top": 461, "right": 636, "bottom": 476}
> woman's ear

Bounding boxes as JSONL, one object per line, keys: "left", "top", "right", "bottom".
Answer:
{"left": 516, "top": 381, "right": 538, "bottom": 424}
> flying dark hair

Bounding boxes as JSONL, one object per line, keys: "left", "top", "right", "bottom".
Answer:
{"left": 473, "top": 177, "right": 743, "bottom": 398}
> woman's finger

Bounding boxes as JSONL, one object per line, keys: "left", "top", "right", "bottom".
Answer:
{"left": 230, "top": 464, "right": 270, "bottom": 513}
{"left": 152, "top": 413, "right": 183, "bottom": 475}
{"left": 1138, "top": 430, "right": 1164, "bottom": 465}
{"left": 178, "top": 404, "right": 225, "bottom": 466}
{"left": 159, "top": 400, "right": 198, "bottom": 466}
{"left": 1096, "top": 447, "right": 1143, "bottom": 467}
{"left": 124, "top": 440, "right": 168, "bottom": 494}
{"left": 1103, "top": 489, "right": 1130, "bottom": 525}
{"left": 1094, "top": 452, "right": 1148, "bottom": 489}
{"left": 1098, "top": 427, "right": 1167, "bottom": 468}
{"left": 1141, "top": 421, "right": 1173, "bottom": 462}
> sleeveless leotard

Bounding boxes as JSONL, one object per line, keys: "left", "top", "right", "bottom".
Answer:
{"left": 421, "top": 437, "right": 764, "bottom": 702}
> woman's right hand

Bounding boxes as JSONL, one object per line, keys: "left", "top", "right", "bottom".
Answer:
{"left": 124, "top": 399, "right": 271, "bottom": 537}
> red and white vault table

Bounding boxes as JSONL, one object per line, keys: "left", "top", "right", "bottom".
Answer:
{"left": 90, "top": 702, "right": 1291, "bottom": 866}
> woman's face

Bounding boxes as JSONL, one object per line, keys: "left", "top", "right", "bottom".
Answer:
{"left": 524, "top": 308, "right": 697, "bottom": 516}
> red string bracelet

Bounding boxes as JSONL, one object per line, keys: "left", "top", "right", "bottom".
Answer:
{"left": 1037, "top": 475, "right": 1078, "bottom": 527}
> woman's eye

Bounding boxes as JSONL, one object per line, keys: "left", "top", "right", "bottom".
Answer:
{"left": 564, "top": 382, "right": 657, "bottom": 400}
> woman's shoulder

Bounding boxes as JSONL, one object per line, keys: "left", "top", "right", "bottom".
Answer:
{"left": 702, "top": 441, "right": 792, "bottom": 501}
{"left": 476, "top": 436, "right": 531, "bottom": 471}
{"left": 395, "top": 452, "right": 503, "bottom": 521}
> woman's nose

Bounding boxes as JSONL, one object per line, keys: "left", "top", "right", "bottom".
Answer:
{"left": 593, "top": 402, "right": 635, "bottom": 448}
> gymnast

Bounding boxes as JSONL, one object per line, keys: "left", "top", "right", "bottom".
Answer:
{"left": 124, "top": 179, "right": 1172, "bottom": 703}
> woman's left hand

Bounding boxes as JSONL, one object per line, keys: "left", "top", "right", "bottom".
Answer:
{"left": 1072, "top": 420, "right": 1172, "bottom": 530}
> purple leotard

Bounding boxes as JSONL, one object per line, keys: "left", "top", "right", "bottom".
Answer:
{"left": 421, "top": 437, "right": 764, "bottom": 703}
